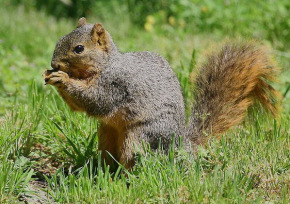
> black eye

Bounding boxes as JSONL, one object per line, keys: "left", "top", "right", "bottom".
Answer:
{"left": 74, "top": 45, "right": 84, "bottom": 54}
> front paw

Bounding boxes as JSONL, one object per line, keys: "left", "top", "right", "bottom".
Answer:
{"left": 43, "top": 70, "right": 69, "bottom": 88}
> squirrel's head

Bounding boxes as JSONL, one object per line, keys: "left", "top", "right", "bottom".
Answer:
{"left": 51, "top": 17, "right": 118, "bottom": 80}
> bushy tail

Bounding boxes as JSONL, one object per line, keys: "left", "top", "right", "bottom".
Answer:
{"left": 188, "top": 42, "right": 281, "bottom": 144}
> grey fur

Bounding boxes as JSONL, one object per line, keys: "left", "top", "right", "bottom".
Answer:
{"left": 51, "top": 23, "right": 186, "bottom": 153}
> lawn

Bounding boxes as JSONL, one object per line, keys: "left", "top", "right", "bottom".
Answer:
{"left": 0, "top": 1, "right": 289, "bottom": 203}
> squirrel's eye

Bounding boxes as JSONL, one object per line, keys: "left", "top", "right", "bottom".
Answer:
{"left": 74, "top": 45, "right": 84, "bottom": 54}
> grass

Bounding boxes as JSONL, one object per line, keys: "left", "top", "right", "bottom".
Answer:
{"left": 0, "top": 2, "right": 289, "bottom": 203}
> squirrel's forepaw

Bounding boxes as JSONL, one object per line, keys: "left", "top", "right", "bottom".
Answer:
{"left": 43, "top": 70, "right": 69, "bottom": 88}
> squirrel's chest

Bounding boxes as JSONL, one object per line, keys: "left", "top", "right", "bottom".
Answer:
{"left": 100, "top": 108, "right": 128, "bottom": 130}
{"left": 99, "top": 108, "right": 129, "bottom": 150}
{"left": 97, "top": 108, "right": 136, "bottom": 161}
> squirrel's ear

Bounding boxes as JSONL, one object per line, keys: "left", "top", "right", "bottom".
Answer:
{"left": 77, "top": 17, "right": 87, "bottom": 28}
{"left": 91, "top": 23, "right": 109, "bottom": 51}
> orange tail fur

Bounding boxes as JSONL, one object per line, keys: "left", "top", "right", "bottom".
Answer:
{"left": 188, "top": 42, "right": 280, "bottom": 144}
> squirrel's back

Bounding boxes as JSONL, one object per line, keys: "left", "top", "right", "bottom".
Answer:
{"left": 103, "top": 51, "right": 186, "bottom": 149}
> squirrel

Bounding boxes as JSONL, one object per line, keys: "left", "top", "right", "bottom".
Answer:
{"left": 44, "top": 18, "right": 280, "bottom": 170}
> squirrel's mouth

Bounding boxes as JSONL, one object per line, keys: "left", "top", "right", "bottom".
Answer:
{"left": 52, "top": 68, "right": 60, "bottom": 72}
{"left": 51, "top": 64, "right": 60, "bottom": 72}
{"left": 49, "top": 64, "right": 98, "bottom": 80}
{"left": 51, "top": 65, "right": 71, "bottom": 76}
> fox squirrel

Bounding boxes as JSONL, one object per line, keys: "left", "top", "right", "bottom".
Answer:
{"left": 44, "top": 18, "right": 280, "bottom": 170}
